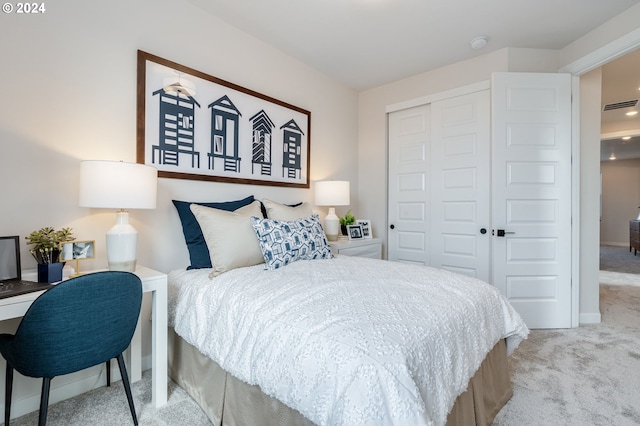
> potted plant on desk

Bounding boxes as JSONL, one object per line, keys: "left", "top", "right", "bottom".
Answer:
{"left": 25, "top": 227, "right": 74, "bottom": 283}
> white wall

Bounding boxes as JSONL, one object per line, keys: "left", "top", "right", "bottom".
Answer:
{"left": 601, "top": 158, "right": 640, "bottom": 245}
{"left": 578, "top": 68, "right": 604, "bottom": 324}
{"left": 0, "top": 0, "right": 358, "bottom": 418}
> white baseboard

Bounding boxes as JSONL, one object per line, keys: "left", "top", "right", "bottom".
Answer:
{"left": 579, "top": 312, "right": 602, "bottom": 324}
{"left": 600, "top": 241, "right": 628, "bottom": 247}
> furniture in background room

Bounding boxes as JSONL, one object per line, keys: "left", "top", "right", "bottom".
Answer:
{"left": 0, "top": 271, "right": 142, "bottom": 426}
{"left": 630, "top": 220, "right": 640, "bottom": 255}
{"left": 329, "top": 237, "right": 382, "bottom": 259}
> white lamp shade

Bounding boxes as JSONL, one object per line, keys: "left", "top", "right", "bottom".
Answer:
{"left": 315, "top": 181, "right": 350, "bottom": 206}
{"left": 79, "top": 161, "right": 158, "bottom": 209}
{"left": 79, "top": 160, "right": 157, "bottom": 272}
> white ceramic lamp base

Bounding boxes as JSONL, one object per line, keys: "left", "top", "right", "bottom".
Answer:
{"left": 324, "top": 207, "right": 340, "bottom": 241}
{"left": 106, "top": 211, "right": 138, "bottom": 272}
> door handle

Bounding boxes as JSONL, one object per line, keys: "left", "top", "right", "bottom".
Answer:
{"left": 390, "top": 224, "right": 395, "bottom": 230}
{"left": 493, "top": 229, "right": 515, "bottom": 237}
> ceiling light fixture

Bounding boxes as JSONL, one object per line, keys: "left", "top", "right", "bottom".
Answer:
{"left": 622, "top": 136, "right": 632, "bottom": 140}
{"left": 470, "top": 36, "right": 488, "bottom": 50}
{"left": 626, "top": 111, "right": 638, "bottom": 116}
{"left": 609, "top": 154, "right": 616, "bottom": 160}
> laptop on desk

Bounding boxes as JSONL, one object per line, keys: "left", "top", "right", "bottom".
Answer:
{"left": 0, "top": 236, "right": 54, "bottom": 299}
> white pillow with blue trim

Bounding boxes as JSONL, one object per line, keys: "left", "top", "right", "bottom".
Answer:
{"left": 250, "top": 214, "right": 333, "bottom": 270}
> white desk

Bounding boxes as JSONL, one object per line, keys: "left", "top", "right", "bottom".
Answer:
{"left": 0, "top": 266, "right": 168, "bottom": 408}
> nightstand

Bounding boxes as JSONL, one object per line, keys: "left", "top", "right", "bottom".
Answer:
{"left": 329, "top": 237, "right": 382, "bottom": 259}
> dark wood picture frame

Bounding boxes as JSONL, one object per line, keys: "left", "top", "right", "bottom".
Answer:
{"left": 137, "top": 50, "right": 311, "bottom": 188}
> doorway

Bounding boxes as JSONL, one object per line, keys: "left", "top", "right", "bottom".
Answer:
{"left": 598, "top": 47, "right": 640, "bottom": 284}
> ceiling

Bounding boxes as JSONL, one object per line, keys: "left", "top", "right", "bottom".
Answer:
{"left": 188, "top": 0, "right": 639, "bottom": 90}
{"left": 186, "top": 0, "right": 640, "bottom": 161}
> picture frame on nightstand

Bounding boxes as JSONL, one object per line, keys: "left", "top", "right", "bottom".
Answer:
{"left": 356, "top": 219, "right": 372, "bottom": 238}
{"left": 347, "top": 225, "right": 364, "bottom": 240}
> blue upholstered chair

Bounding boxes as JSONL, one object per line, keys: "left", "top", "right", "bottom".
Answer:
{"left": 0, "top": 271, "right": 143, "bottom": 426}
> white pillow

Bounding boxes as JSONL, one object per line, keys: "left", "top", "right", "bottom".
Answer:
{"left": 190, "top": 201, "right": 265, "bottom": 278}
{"left": 262, "top": 199, "right": 313, "bottom": 221}
{"left": 251, "top": 214, "right": 333, "bottom": 270}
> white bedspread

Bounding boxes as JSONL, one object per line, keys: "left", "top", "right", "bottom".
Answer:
{"left": 168, "top": 256, "right": 528, "bottom": 426}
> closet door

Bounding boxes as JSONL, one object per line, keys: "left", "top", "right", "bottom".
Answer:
{"left": 387, "top": 90, "right": 490, "bottom": 274}
{"left": 430, "top": 91, "right": 491, "bottom": 281}
{"left": 491, "top": 72, "right": 573, "bottom": 329}
{"left": 388, "top": 74, "right": 573, "bottom": 329}
{"left": 387, "top": 105, "right": 430, "bottom": 264}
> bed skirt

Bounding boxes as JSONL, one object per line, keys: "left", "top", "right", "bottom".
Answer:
{"left": 168, "top": 329, "right": 512, "bottom": 426}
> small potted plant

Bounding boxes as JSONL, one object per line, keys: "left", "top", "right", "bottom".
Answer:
{"left": 25, "top": 227, "right": 74, "bottom": 283}
{"left": 339, "top": 210, "right": 356, "bottom": 237}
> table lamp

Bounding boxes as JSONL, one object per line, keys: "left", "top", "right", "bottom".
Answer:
{"left": 314, "top": 180, "right": 350, "bottom": 241}
{"left": 79, "top": 160, "right": 158, "bottom": 272}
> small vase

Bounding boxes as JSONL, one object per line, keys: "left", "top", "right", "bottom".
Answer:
{"left": 37, "top": 262, "right": 65, "bottom": 283}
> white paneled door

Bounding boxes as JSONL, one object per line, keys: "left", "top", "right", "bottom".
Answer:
{"left": 387, "top": 104, "right": 430, "bottom": 264}
{"left": 388, "top": 73, "right": 573, "bottom": 329}
{"left": 430, "top": 91, "right": 491, "bottom": 281}
{"left": 491, "top": 72, "right": 572, "bottom": 329}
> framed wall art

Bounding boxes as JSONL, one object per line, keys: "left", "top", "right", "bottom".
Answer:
{"left": 137, "top": 50, "right": 311, "bottom": 188}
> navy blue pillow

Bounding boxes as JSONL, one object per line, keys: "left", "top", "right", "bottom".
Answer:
{"left": 173, "top": 196, "right": 257, "bottom": 270}
{"left": 258, "top": 201, "right": 302, "bottom": 218}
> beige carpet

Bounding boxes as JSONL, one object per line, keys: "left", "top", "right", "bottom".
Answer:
{"left": 6, "top": 371, "right": 211, "bottom": 425}
{"left": 599, "top": 269, "right": 640, "bottom": 286}
{"left": 494, "top": 282, "right": 640, "bottom": 426}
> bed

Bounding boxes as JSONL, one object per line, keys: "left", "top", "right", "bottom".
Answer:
{"left": 167, "top": 198, "right": 529, "bottom": 425}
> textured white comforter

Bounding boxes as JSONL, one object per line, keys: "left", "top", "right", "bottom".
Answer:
{"left": 168, "top": 256, "right": 528, "bottom": 426}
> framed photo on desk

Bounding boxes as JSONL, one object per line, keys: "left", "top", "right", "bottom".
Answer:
{"left": 60, "top": 240, "right": 95, "bottom": 276}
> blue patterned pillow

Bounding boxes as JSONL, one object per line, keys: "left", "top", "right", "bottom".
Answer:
{"left": 250, "top": 214, "right": 333, "bottom": 270}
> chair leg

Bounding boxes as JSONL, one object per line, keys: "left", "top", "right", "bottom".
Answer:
{"left": 106, "top": 360, "right": 111, "bottom": 386}
{"left": 38, "top": 378, "right": 51, "bottom": 426}
{"left": 5, "top": 365, "right": 13, "bottom": 426}
{"left": 116, "top": 354, "right": 138, "bottom": 426}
